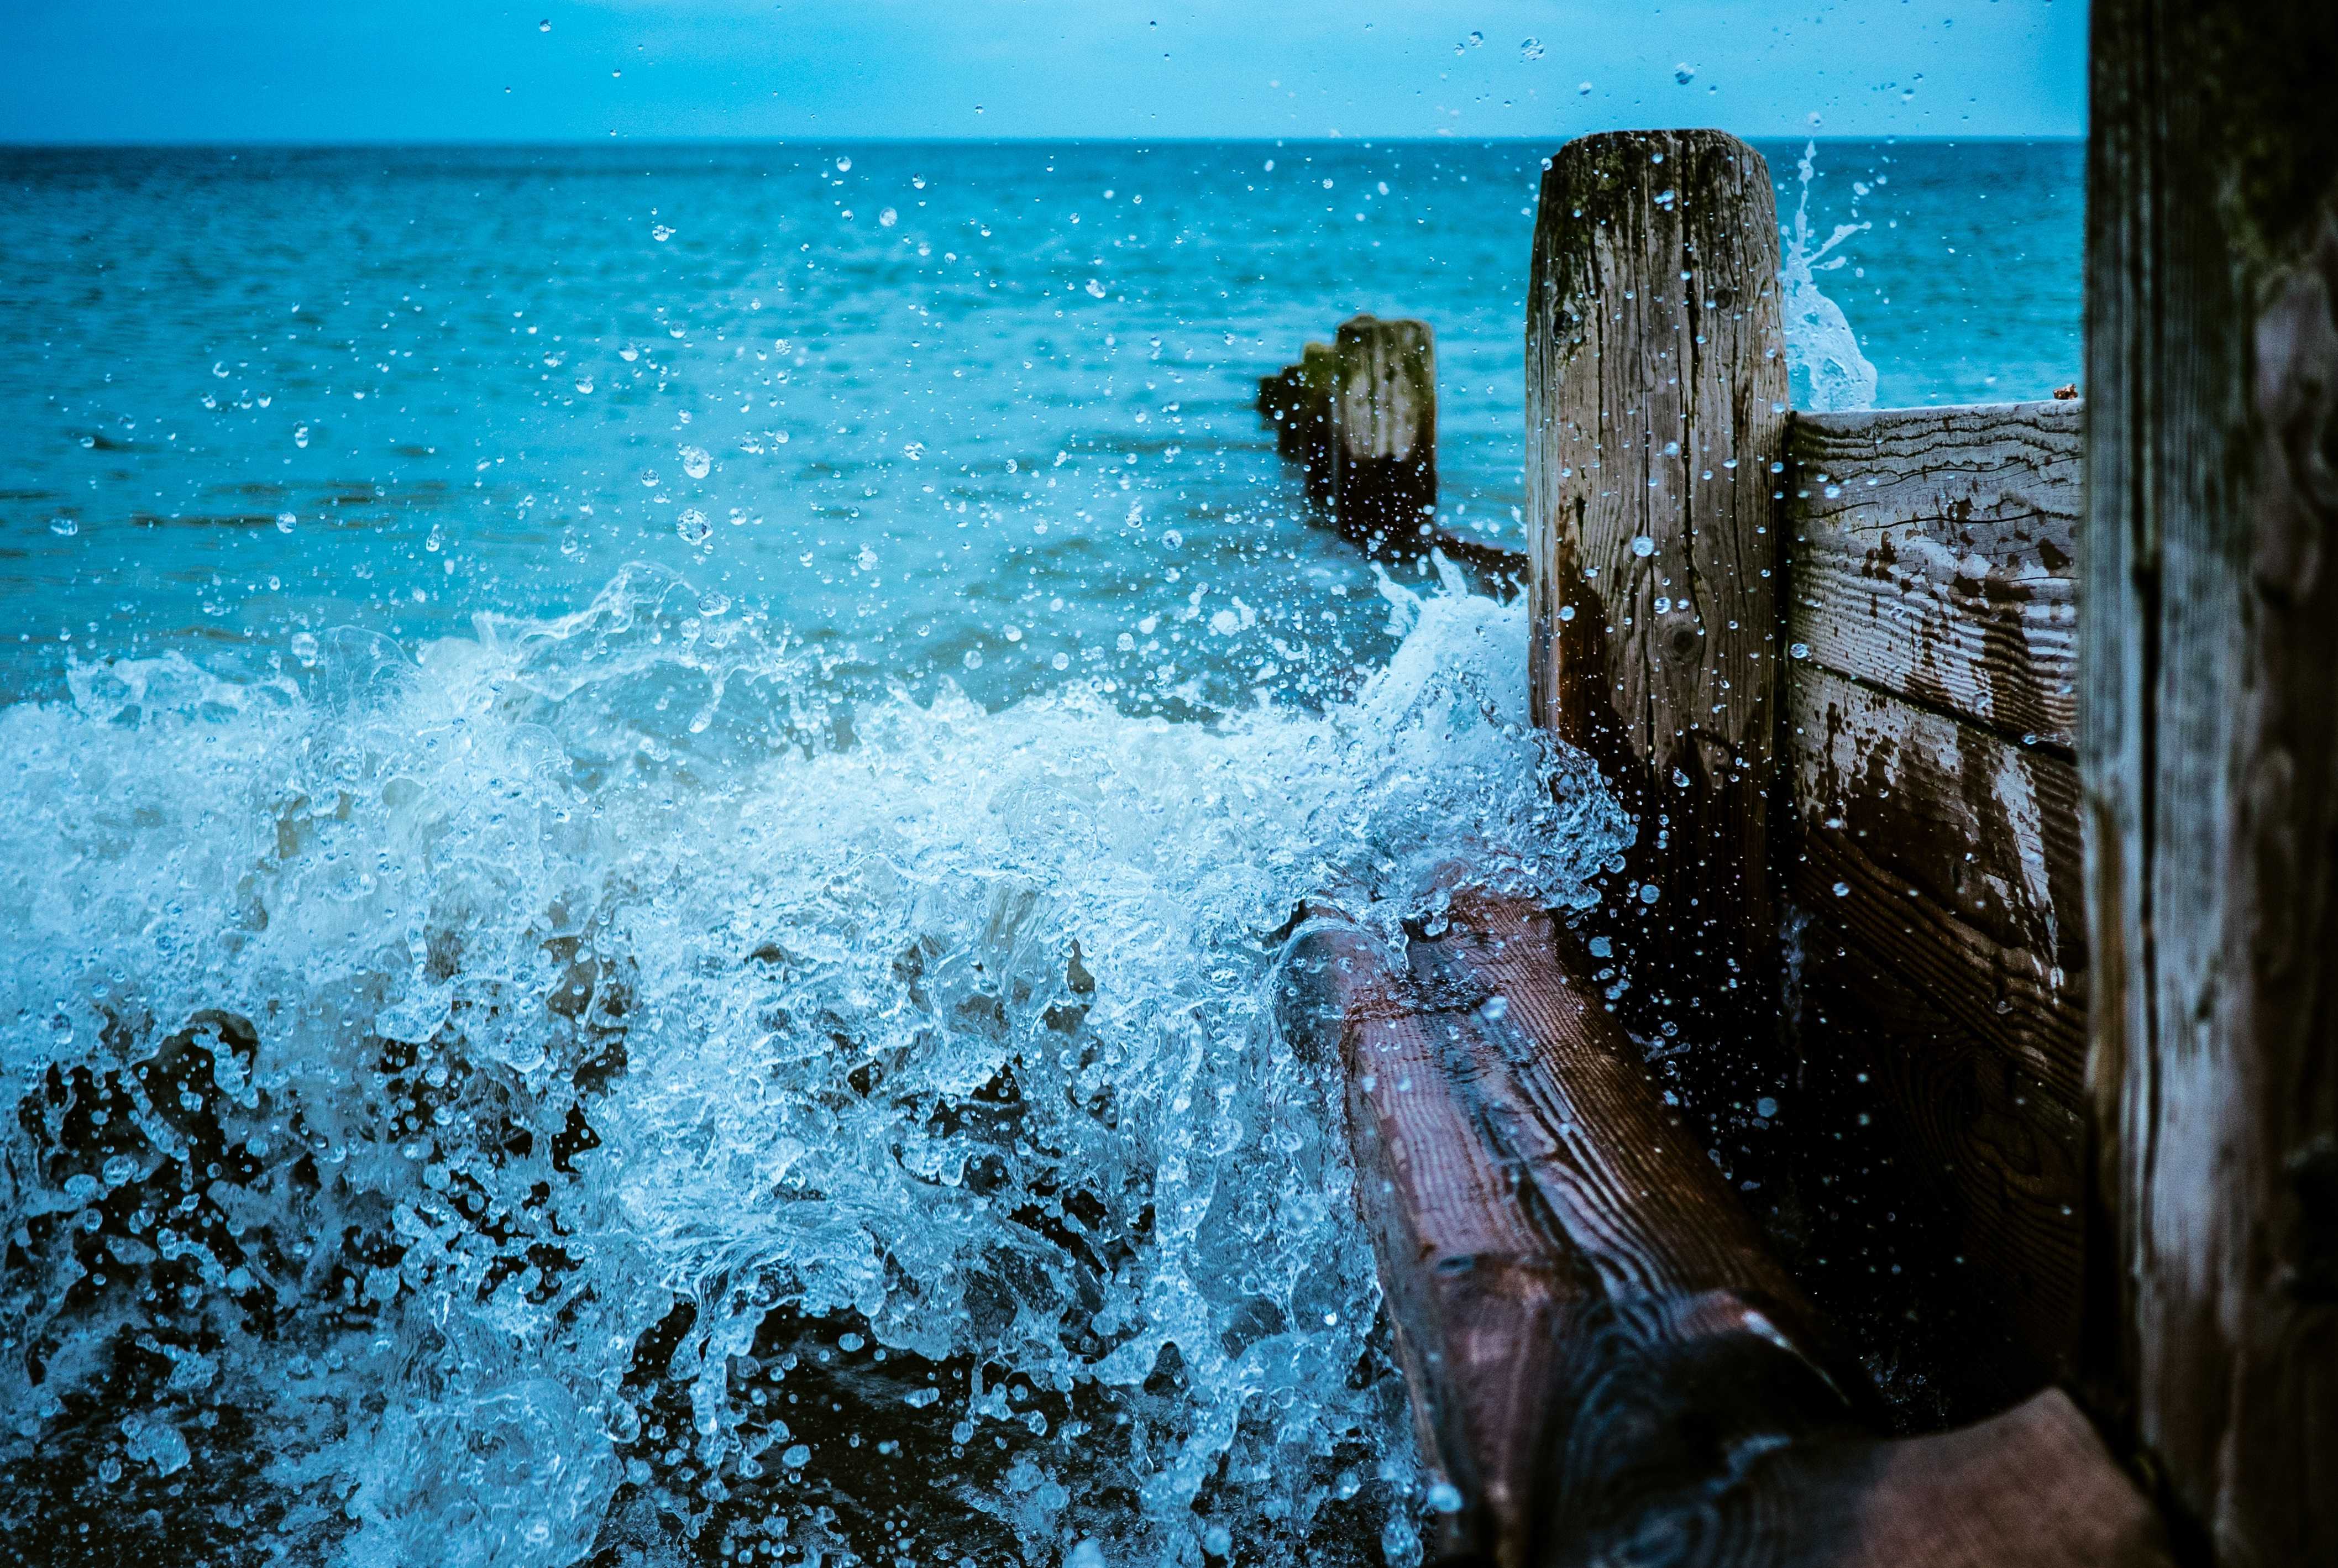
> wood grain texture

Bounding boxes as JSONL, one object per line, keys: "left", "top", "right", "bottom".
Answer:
{"left": 1785, "top": 668, "right": 2088, "bottom": 1373}
{"left": 1527, "top": 129, "right": 1789, "bottom": 1006}
{"left": 2085, "top": 4, "right": 2338, "bottom": 1560}
{"left": 1276, "top": 893, "right": 2171, "bottom": 1567}
{"left": 1787, "top": 669, "right": 2086, "bottom": 1106}
{"left": 1331, "top": 315, "right": 1438, "bottom": 546}
{"left": 1784, "top": 402, "right": 2081, "bottom": 749}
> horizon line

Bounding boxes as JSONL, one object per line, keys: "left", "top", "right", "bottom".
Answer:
{"left": 0, "top": 131, "right": 2086, "bottom": 151}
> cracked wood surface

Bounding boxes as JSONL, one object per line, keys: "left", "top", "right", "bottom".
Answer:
{"left": 1784, "top": 401, "right": 2080, "bottom": 749}
{"left": 2084, "top": 3, "right": 2338, "bottom": 1559}
{"left": 1527, "top": 129, "right": 1787, "bottom": 999}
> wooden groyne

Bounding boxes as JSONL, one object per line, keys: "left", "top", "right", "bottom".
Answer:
{"left": 1276, "top": 3, "right": 2337, "bottom": 1560}
{"left": 1257, "top": 314, "right": 1523, "bottom": 577}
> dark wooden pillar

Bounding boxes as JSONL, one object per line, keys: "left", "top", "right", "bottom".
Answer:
{"left": 2083, "top": 3, "right": 2338, "bottom": 1561}
{"left": 1526, "top": 130, "right": 1788, "bottom": 1116}
{"left": 1331, "top": 315, "right": 1437, "bottom": 548}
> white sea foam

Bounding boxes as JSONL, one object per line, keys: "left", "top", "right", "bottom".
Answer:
{"left": 1781, "top": 141, "right": 1880, "bottom": 413}
{"left": 0, "top": 562, "right": 1624, "bottom": 1566}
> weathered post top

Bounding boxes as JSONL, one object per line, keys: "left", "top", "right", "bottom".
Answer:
{"left": 1525, "top": 129, "right": 1787, "bottom": 1024}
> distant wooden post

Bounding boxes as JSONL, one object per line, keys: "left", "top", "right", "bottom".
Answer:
{"left": 1331, "top": 316, "right": 1437, "bottom": 549}
{"left": 2084, "top": 4, "right": 2338, "bottom": 1562}
{"left": 1525, "top": 131, "right": 1787, "bottom": 1056}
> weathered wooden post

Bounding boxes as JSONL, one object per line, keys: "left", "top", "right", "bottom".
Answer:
{"left": 1525, "top": 131, "right": 1788, "bottom": 1106}
{"left": 2084, "top": 3, "right": 2338, "bottom": 1561}
{"left": 1331, "top": 315, "right": 1437, "bottom": 549}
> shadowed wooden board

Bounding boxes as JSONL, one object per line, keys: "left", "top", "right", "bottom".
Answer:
{"left": 1784, "top": 402, "right": 2080, "bottom": 751}
{"left": 2084, "top": 2, "right": 2338, "bottom": 1559}
{"left": 1276, "top": 893, "right": 2172, "bottom": 1568}
{"left": 1783, "top": 664, "right": 2089, "bottom": 1376}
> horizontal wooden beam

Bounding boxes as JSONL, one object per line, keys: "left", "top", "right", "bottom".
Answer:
{"left": 1785, "top": 402, "right": 2080, "bottom": 749}
{"left": 1275, "top": 891, "right": 2170, "bottom": 1567}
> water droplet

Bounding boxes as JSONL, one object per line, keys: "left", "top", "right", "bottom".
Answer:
{"left": 1672, "top": 768, "right": 1691, "bottom": 788}
{"left": 1755, "top": 1097, "right": 1779, "bottom": 1119}
{"left": 1631, "top": 534, "right": 1656, "bottom": 557}
{"left": 1086, "top": 278, "right": 1107, "bottom": 298}
{"left": 574, "top": 377, "right": 595, "bottom": 394}
{"left": 782, "top": 1444, "right": 811, "bottom": 1469}
{"left": 1832, "top": 881, "right": 1851, "bottom": 897}
{"left": 275, "top": 511, "right": 297, "bottom": 533}
{"left": 1003, "top": 625, "right": 1023, "bottom": 643}
{"left": 1789, "top": 642, "right": 1811, "bottom": 660}
{"left": 835, "top": 156, "right": 852, "bottom": 172}
{"left": 1521, "top": 38, "right": 1544, "bottom": 60}
{"left": 291, "top": 631, "right": 319, "bottom": 666}
{"left": 49, "top": 516, "right": 77, "bottom": 537}
{"left": 1638, "top": 883, "right": 1661, "bottom": 904}
{"left": 878, "top": 207, "right": 899, "bottom": 228}
{"left": 1557, "top": 605, "right": 1576, "bottom": 622}
{"left": 679, "top": 444, "right": 711, "bottom": 479}
{"left": 1579, "top": 81, "right": 1595, "bottom": 95}
{"left": 293, "top": 423, "right": 311, "bottom": 448}
{"left": 1675, "top": 62, "right": 1697, "bottom": 85}
{"left": 676, "top": 510, "right": 712, "bottom": 544}
{"left": 697, "top": 591, "right": 730, "bottom": 616}
{"left": 1428, "top": 1481, "right": 1466, "bottom": 1513}
{"left": 963, "top": 649, "right": 983, "bottom": 670}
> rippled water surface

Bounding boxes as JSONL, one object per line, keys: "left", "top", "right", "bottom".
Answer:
{"left": 0, "top": 139, "right": 2080, "bottom": 1567}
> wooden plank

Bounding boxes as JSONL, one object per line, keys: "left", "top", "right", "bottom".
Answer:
{"left": 1330, "top": 316, "right": 1437, "bottom": 548}
{"left": 1793, "top": 917, "right": 2087, "bottom": 1374}
{"left": 1785, "top": 668, "right": 2089, "bottom": 1373}
{"left": 1787, "top": 668, "right": 2086, "bottom": 1102}
{"left": 1525, "top": 127, "right": 1789, "bottom": 1043}
{"left": 1784, "top": 401, "right": 2081, "bottom": 749}
{"left": 1275, "top": 892, "right": 2172, "bottom": 1567}
{"left": 2084, "top": 3, "right": 2338, "bottom": 1561}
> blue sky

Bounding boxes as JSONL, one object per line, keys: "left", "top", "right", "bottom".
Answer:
{"left": 3, "top": 1, "right": 2085, "bottom": 143}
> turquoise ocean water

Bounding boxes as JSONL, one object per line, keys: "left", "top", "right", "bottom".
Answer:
{"left": 0, "top": 140, "right": 2079, "bottom": 1566}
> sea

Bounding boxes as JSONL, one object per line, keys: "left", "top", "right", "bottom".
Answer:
{"left": 0, "top": 139, "right": 2082, "bottom": 1567}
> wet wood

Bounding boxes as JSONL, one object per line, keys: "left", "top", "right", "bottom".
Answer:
{"left": 2084, "top": 3, "right": 2338, "bottom": 1560}
{"left": 1784, "top": 401, "right": 2080, "bottom": 750}
{"left": 1276, "top": 892, "right": 2171, "bottom": 1568}
{"left": 1257, "top": 341, "right": 1335, "bottom": 505}
{"left": 1526, "top": 128, "right": 1788, "bottom": 1014}
{"left": 1785, "top": 666, "right": 2087, "bottom": 1373}
{"left": 1330, "top": 315, "right": 1437, "bottom": 548}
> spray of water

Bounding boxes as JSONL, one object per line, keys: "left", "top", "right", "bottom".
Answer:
{"left": 1780, "top": 141, "right": 1880, "bottom": 413}
{"left": 1, "top": 562, "right": 1624, "bottom": 1567}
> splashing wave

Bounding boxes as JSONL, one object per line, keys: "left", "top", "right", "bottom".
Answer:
{"left": 1, "top": 563, "right": 1624, "bottom": 1567}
